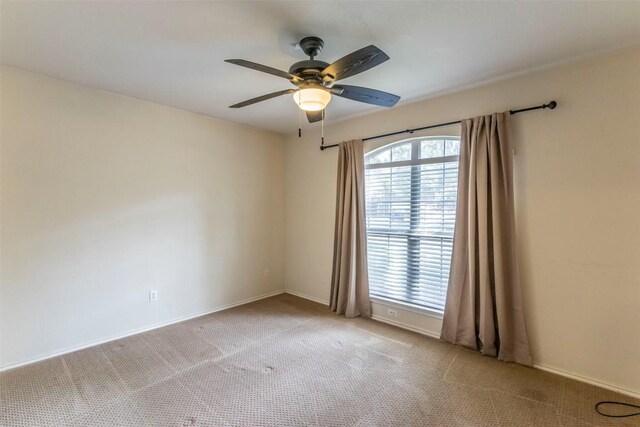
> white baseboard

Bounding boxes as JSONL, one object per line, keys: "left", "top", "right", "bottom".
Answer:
{"left": 284, "top": 289, "right": 329, "bottom": 305}
{"left": 6, "top": 287, "right": 639, "bottom": 399}
{"left": 370, "top": 314, "right": 441, "bottom": 340}
{"left": 286, "top": 288, "right": 640, "bottom": 399}
{"left": 0, "top": 289, "right": 285, "bottom": 373}
{"left": 284, "top": 289, "right": 441, "bottom": 339}
{"left": 534, "top": 362, "right": 640, "bottom": 399}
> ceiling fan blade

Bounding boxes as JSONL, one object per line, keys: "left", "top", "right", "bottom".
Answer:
{"left": 225, "top": 59, "right": 301, "bottom": 83}
{"left": 320, "top": 45, "right": 389, "bottom": 82}
{"left": 306, "top": 110, "right": 324, "bottom": 123}
{"left": 331, "top": 85, "right": 400, "bottom": 107}
{"left": 229, "top": 89, "right": 297, "bottom": 108}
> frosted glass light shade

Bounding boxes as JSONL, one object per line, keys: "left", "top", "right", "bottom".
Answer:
{"left": 293, "top": 88, "right": 332, "bottom": 112}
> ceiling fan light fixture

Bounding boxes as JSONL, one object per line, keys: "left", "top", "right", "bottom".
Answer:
{"left": 293, "top": 88, "right": 331, "bottom": 112}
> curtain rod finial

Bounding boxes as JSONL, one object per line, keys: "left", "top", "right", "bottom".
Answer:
{"left": 546, "top": 101, "right": 557, "bottom": 109}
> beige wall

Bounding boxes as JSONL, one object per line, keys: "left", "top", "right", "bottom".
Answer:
{"left": 2, "top": 47, "right": 639, "bottom": 397}
{"left": 284, "top": 47, "right": 640, "bottom": 396}
{"left": 0, "top": 67, "right": 286, "bottom": 368}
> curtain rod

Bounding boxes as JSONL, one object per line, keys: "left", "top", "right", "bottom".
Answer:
{"left": 319, "top": 100, "right": 557, "bottom": 151}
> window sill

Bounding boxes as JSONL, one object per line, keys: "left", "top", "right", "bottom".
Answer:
{"left": 369, "top": 296, "right": 444, "bottom": 319}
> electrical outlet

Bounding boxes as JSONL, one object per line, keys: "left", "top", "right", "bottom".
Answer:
{"left": 264, "top": 269, "right": 270, "bottom": 278}
{"left": 387, "top": 308, "right": 398, "bottom": 318}
{"left": 149, "top": 290, "right": 158, "bottom": 302}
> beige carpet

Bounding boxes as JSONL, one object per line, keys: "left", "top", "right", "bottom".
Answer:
{"left": 1, "top": 293, "right": 638, "bottom": 426}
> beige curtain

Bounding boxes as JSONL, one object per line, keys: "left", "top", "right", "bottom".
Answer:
{"left": 441, "top": 113, "right": 532, "bottom": 366}
{"left": 330, "top": 139, "right": 371, "bottom": 318}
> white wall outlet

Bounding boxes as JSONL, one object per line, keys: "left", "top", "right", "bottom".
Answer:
{"left": 149, "top": 290, "right": 158, "bottom": 302}
{"left": 387, "top": 308, "right": 398, "bottom": 318}
{"left": 264, "top": 269, "right": 270, "bottom": 278}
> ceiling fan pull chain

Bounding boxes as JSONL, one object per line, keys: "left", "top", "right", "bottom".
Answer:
{"left": 321, "top": 109, "right": 325, "bottom": 146}
{"left": 298, "top": 106, "right": 302, "bottom": 138}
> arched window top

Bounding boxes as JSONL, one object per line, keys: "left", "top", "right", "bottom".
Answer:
{"left": 365, "top": 136, "right": 460, "bottom": 166}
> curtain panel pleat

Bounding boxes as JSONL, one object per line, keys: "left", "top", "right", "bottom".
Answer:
{"left": 441, "top": 113, "right": 532, "bottom": 366}
{"left": 330, "top": 139, "right": 371, "bottom": 318}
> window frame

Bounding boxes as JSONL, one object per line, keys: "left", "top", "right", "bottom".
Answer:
{"left": 364, "top": 136, "right": 460, "bottom": 317}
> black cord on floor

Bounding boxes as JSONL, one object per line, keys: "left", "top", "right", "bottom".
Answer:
{"left": 595, "top": 401, "right": 640, "bottom": 418}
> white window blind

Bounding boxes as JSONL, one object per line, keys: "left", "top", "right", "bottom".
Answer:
{"left": 364, "top": 137, "right": 460, "bottom": 313}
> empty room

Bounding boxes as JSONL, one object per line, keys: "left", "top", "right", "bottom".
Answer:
{"left": 1, "top": 1, "right": 639, "bottom": 426}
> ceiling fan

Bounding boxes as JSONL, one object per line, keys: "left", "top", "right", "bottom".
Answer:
{"left": 225, "top": 36, "right": 401, "bottom": 123}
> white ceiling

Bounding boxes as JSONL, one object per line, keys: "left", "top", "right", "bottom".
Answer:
{"left": 2, "top": 1, "right": 640, "bottom": 134}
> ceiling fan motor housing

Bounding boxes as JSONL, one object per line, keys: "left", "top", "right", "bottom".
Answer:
{"left": 288, "top": 60, "right": 330, "bottom": 80}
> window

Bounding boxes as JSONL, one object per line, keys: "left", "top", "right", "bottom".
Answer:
{"left": 364, "top": 137, "right": 460, "bottom": 314}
